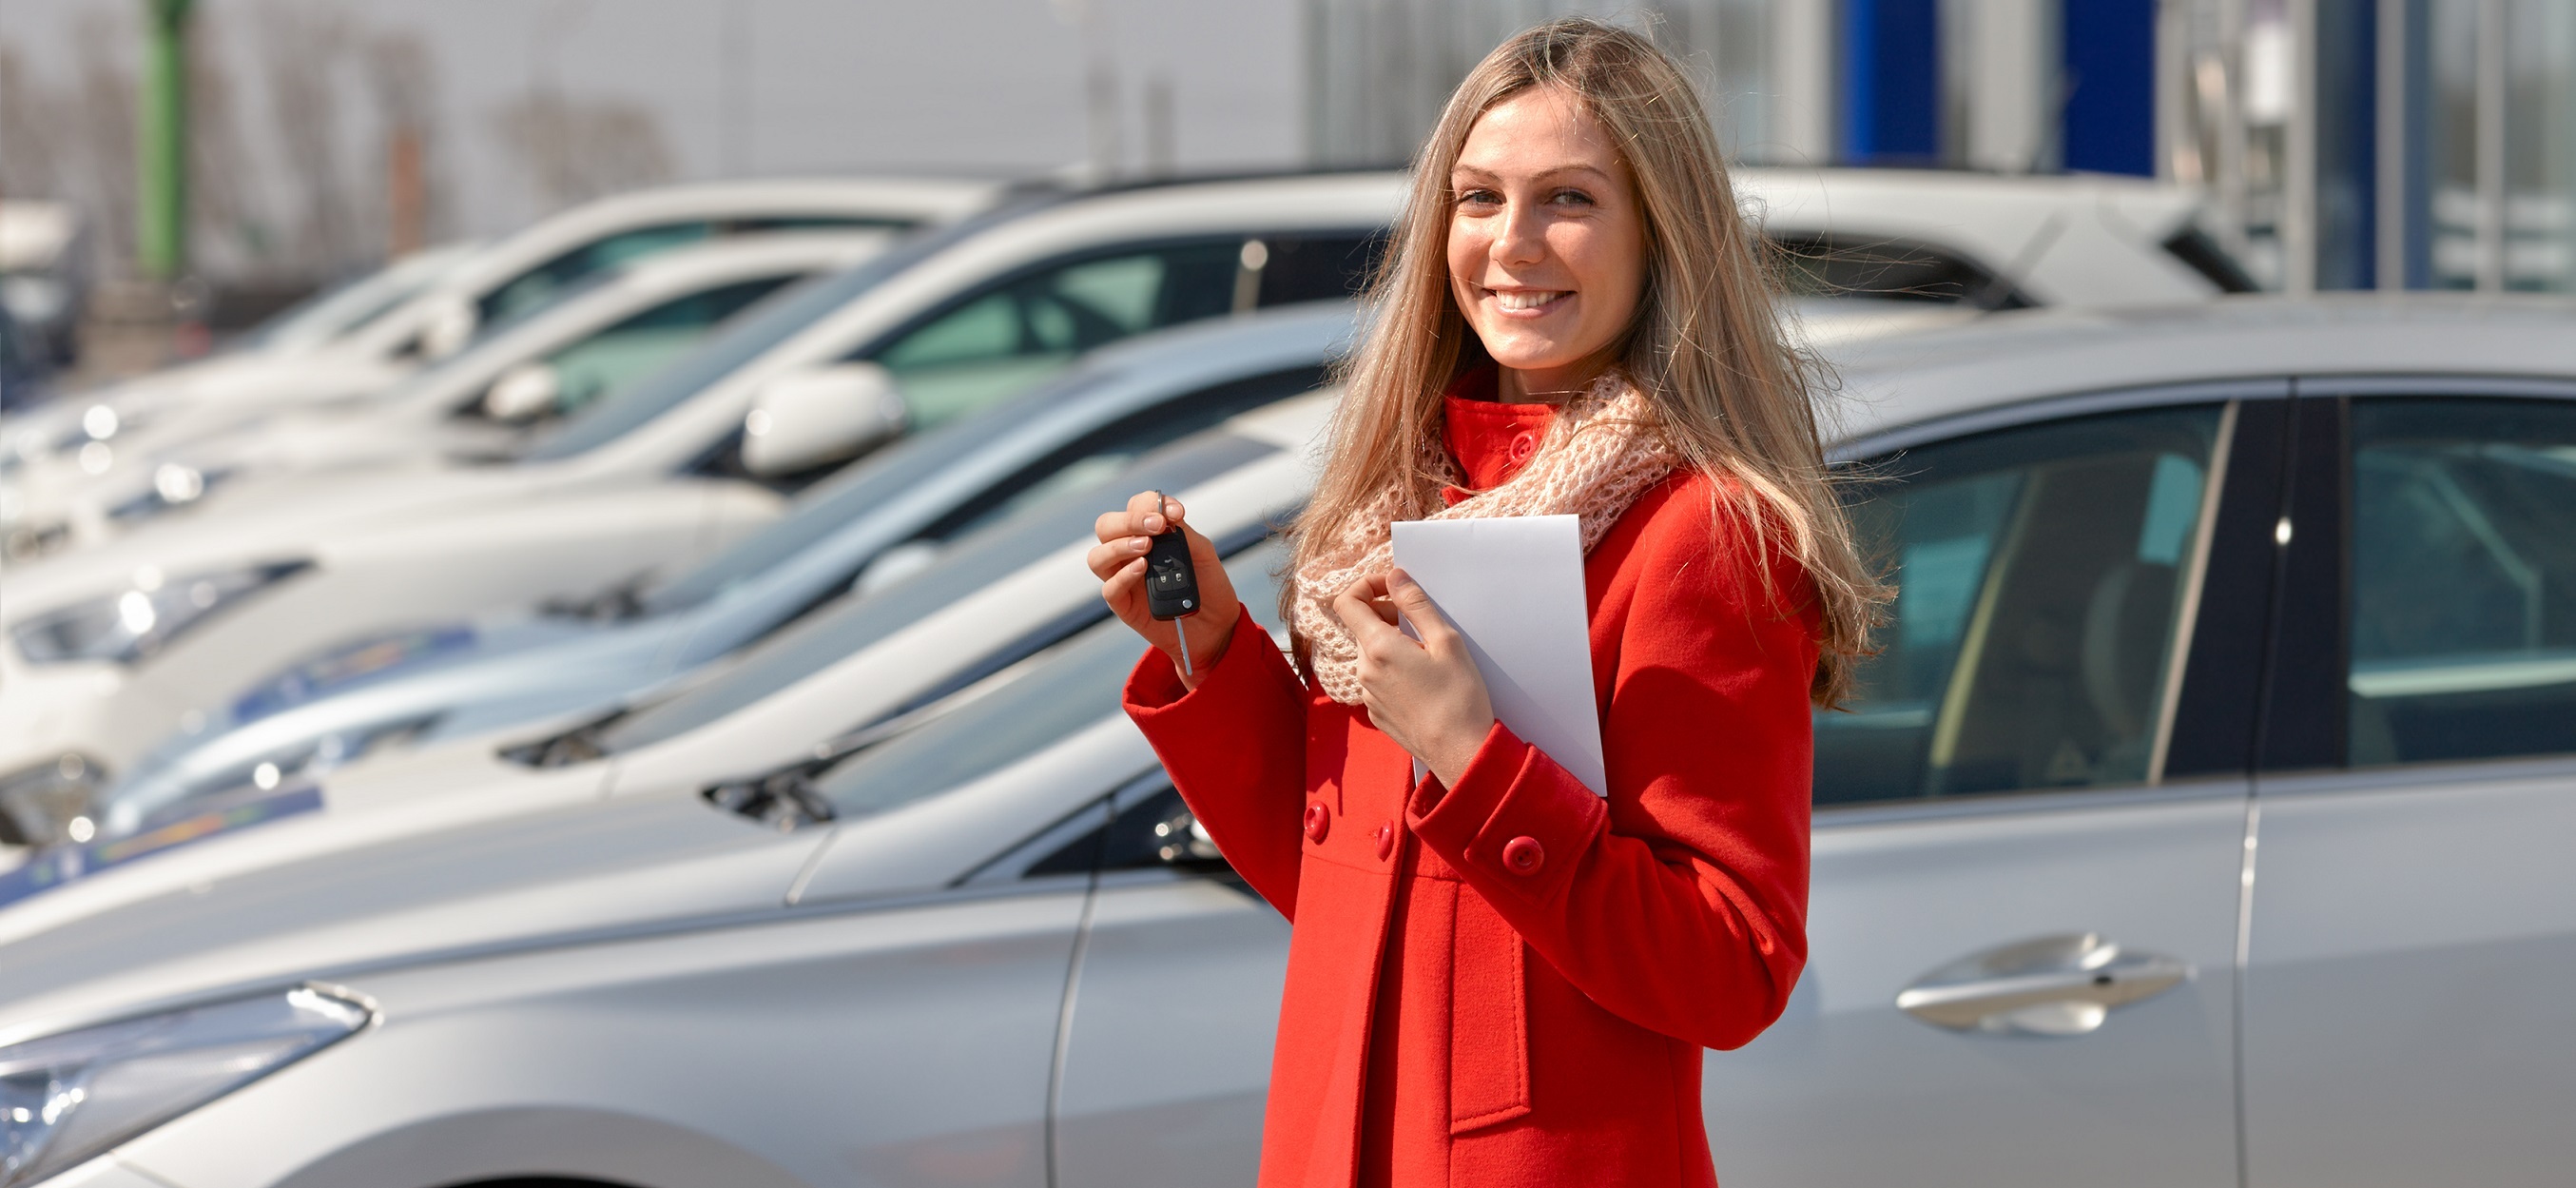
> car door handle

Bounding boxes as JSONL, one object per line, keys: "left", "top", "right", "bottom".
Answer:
{"left": 1894, "top": 932, "right": 2190, "bottom": 1037}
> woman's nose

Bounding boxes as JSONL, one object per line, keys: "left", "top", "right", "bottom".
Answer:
{"left": 1493, "top": 203, "right": 1548, "bottom": 266}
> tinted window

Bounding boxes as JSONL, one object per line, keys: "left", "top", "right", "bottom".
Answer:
{"left": 811, "top": 541, "right": 1286, "bottom": 820}
{"left": 2348, "top": 398, "right": 2576, "bottom": 766}
{"left": 1253, "top": 233, "right": 1386, "bottom": 306}
{"left": 476, "top": 216, "right": 909, "bottom": 325}
{"left": 536, "top": 276, "right": 796, "bottom": 418}
{"left": 1817, "top": 404, "right": 2224, "bottom": 805}
{"left": 594, "top": 430, "right": 1279, "bottom": 754}
{"left": 874, "top": 241, "right": 1243, "bottom": 429}
{"left": 480, "top": 223, "right": 713, "bottom": 325}
{"left": 871, "top": 232, "right": 1381, "bottom": 433}
{"left": 1769, "top": 232, "right": 2030, "bottom": 309}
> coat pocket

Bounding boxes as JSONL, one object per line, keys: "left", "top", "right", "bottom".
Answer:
{"left": 1446, "top": 889, "right": 1531, "bottom": 1133}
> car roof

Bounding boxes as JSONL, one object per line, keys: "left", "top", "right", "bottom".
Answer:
{"left": 1734, "top": 166, "right": 2222, "bottom": 305}
{"left": 1828, "top": 294, "right": 2576, "bottom": 444}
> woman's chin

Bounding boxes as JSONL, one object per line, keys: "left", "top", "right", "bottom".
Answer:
{"left": 1482, "top": 343, "right": 1596, "bottom": 377}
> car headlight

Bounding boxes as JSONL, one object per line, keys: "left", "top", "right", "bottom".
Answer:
{"left": 104, "top": 465, "right": 228, "bottom": 526}
{"left": 103, "top": 715, "right": 436, "bottom": 841}
{"left": 0, "top": 985, "right": 372, "bottom": 1186}
{"left": 0, "top": 756, "right": 104, "bottom": 848}
{"left": 11, "top": 561, "right": 312, "bottom": 666}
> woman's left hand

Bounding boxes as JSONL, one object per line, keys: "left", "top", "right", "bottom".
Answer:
{"left": 1331, "top": 568, "right": 1497, "bottom": 789}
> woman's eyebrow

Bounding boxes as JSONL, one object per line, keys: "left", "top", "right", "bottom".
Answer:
{"left": 1448, "top": 163, "right": 1616, "bottom": 185}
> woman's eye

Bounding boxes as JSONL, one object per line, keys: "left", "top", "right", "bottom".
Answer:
{"left": 1457, "top": 187, "right": 1501, "bottom": 206}
{"left": 1551, "top": 188, "right": 1597, "bottom": 207}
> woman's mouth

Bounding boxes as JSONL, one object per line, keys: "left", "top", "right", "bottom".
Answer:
{"left": 1489, "top": 288, "right": 1571, "bottom": 315}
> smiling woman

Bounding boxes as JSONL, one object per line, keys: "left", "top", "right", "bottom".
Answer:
{"left": 1088, "top": 17, "right": 1886, "bottom": 1188}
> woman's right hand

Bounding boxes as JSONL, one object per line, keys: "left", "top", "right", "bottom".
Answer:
{"left": 1089, "top": 491, "right": 1243, "bottom": 689}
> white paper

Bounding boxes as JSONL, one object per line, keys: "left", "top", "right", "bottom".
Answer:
{"left": 1391, "top": 514, "right": 1607, "bottom": 796}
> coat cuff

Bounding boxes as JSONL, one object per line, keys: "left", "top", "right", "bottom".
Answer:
{"left": 1123, "top": 613, "right": 1271, "bottom": 719}
{"left": 1405, "top": 721, "right": 1605, "bottom": 908}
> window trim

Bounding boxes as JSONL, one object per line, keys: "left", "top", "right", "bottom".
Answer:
{"left": 1831, "top": 378, "right": 2287, "bottom": 463}
{"left": 1818, "top": 380, "right": 2288, "bottom": 820}
{"left": 846, "top": 228, "right": 1386, "bottom": 370}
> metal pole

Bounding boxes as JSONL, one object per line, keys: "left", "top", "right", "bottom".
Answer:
{"left": 2475, "top": 0, "right": 2507, "bottom": 291}
{"left": 2375, "top": 0, "right": 2406, "bottom": 288}
{"left": 136, "top": 0, "right": 193, "bottom": 282}
{"left": 2283, "top": 0, "right": 2316, "bottom": 293}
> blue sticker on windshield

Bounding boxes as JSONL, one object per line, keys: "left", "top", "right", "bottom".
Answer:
{"left": 0, "top": 785, "right": 323, "bottom": 909}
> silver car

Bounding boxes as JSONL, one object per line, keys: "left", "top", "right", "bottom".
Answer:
{"left": 5, "top": 296, "right": 2576, "bottom": 1188}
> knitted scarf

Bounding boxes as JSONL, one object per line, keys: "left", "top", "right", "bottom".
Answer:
{"left": 1291, "top": 370, "right": 1680, "bottom": 705}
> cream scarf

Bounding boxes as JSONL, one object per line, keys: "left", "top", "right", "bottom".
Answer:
{"left": 1290, "top": 370, "right": 1681, "bottom": 705}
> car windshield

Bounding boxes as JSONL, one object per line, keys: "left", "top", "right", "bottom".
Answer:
{"left": 519, "top": 197, "right": 1054, "bottom": 463}
{"left": 593, "top": 427, "right": 1280, "bottom": 754}
{"left": 638, "top": 366, "right": 1127, "bottom": 615}
{"left": 813, "top": 539, "right": 1285, "bottom": 820}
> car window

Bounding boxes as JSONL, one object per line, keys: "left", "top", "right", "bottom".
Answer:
{"left": 637, "top": 360, "right": 1319, "bottom": 615}
{"left": 476, "top": 216, "right": 919, "bottom": 329}
{"left": 536, "top": 275, "right": 797, "bottom": 419}
{"left": 2347, "top": 398, "right": 2576, "bottom": 766}
{"left": 594, "top": 429, "right": 1281, "bottom": 755}
{"left": 1768, "top": 232, "right": 2030, "bottom": 309}
{"left": 872, "top": 241, "right": 1243, "bottom": 430}
{"left": 1817, "top": 403, "right": 2225, "bottom": 805}
{"left": 920, "top": 364, "right": 1325, "bottom": 543}
{"left": 811, "top": 540, "right": 1286, "bottom": 821}
{"left": 866, "top": 232, "right": 1380, "bottom": 434}
{"left": 480, "top": 223, "right": 714, "bottom": 326}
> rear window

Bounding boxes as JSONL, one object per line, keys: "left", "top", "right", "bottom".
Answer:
{"left": 1768, "top": 232, "right": 2031, "bottom": 309}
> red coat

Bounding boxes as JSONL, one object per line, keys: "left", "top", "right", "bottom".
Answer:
{"left": 1123, "top": 391, "right": 1818, "bottom": 1188}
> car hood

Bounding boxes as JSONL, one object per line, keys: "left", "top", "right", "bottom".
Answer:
{"left": 226, "top": 613, "right": 610, "bottom": 724}
{"left": 0, "top": 786, "right": 818, "bottom": 1040}
{"left": 98, "top": 616, "right": 674, "bottom": 834}
{"left": 0, "top": 462, "right": 539, "bottom": 613}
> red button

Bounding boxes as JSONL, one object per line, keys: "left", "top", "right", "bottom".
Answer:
{"left": 1304, "top": 803, "right": 1330, "bottom": 844}
{"left": 1509, "top": 433, "right": 1537, "bottom": 460}
{"left": 1375, "top": 822, "right": 1396, "bottom": 861}
{"left": 1502, "top": 836, "right": 1544, "bottom": 874}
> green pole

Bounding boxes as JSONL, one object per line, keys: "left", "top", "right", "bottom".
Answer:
{"left": 136, "top": 0, "right": 194, "bottom": 281}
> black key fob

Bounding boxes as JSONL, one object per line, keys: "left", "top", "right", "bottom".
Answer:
{"left": 1144, "top": 496, "right": 1200, "bottom": 622}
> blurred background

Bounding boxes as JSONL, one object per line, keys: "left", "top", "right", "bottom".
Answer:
{"left": 0, "top": 0, "right": 2566, "bottom": 380}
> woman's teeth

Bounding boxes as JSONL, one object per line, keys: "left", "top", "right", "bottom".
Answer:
{"left": 1494, "top": 289, "right": 1567, "bottom": 312}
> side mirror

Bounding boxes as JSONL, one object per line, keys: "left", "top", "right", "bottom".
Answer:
{"left": 849, "top": 539, "right": 942, "bottom": 598}
{"left": 416, "top": 292, "right": 478, "bottom": 360}
{"left": 481, "top": 361, "right": 562, "bottom": 422}
{"left": 742, "top": 362, "right": 907, "bottom": 477}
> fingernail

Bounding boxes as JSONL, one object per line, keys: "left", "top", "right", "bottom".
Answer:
{"left": 1142, "top": 514, "right": 1164, "bottom": 532}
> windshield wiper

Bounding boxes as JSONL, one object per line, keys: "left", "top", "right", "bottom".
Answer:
{"left": 539, "top": 570, "right": 654, "bottom": 622}
{"left": 701, "top": 767, "right": 837, "bottom": 831}
{"left": 694, "top": 665, "right": 1009, "bottom": 830}
{"left": 498, "top": 708, "right": 629, "bottom": 768}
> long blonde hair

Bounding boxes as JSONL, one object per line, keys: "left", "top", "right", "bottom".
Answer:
{"left": 1287, "top": 17, "right": 1885, "bottom": 706}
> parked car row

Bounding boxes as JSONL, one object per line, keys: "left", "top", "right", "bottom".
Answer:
{"left": 13, "top": 167, "right": 2561, "bottom": 1188}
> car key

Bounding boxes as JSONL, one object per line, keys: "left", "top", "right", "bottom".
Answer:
{"left": 1143, "top": 490, "right": 1201, "bottom": 674}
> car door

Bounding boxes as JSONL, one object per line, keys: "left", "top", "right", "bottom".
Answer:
{"left": 1042, "top": 390, "right": 2282, "bottom": 1187}
{"left": 1050, "top": 773, "right": 1288, "bottom": 1188}
{"left": 2240, "top": 385, "right": 2576, "bottom": 1188}
{"left": 1701, "top": 389, "right": 2281, "bottom": 1188}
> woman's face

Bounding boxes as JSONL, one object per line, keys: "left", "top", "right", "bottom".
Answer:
{"left": 1446, "top": 85, "right": 1647, "bottom": 399}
